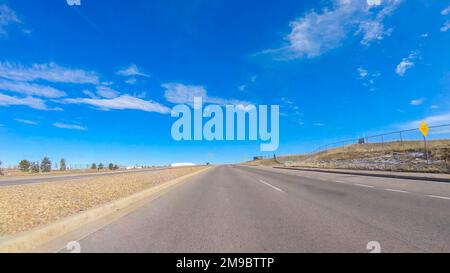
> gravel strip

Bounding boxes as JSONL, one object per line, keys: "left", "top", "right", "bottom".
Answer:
{"left": 0, "top": 166, "right": 206, "bottom": 236}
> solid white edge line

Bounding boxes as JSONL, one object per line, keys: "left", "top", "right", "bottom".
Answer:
{"left": 427, "top": 195, "right": 450, "bottom": 200}
{"left": 384, "top": 188, "right": 409, "bottom": 193}
{"left": 258, "top": 180, "right": 285, "bottom": 193}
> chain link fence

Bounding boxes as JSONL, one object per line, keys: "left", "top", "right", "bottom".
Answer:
{"left": 294, "top": 124, "right": 450, "bottom": 173}
{"left": 310, "top": 124, "right": 450, "bottom": 154}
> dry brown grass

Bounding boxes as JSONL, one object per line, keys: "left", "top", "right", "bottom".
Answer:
{"left": 0, "top": 168, "right": 156, "bottom": 178}
{"left": 0, "top": 166, "right": 206, "bottom": 236}
{"left": 242, "top": 139, "right": 450, "bottom": 173}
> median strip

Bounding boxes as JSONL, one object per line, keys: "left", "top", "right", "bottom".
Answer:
{"left": 0, "top": 166, "right": 209, "bottom": 252}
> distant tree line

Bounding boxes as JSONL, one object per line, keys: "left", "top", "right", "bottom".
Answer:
{"left": 14, "top": 158, "right": 120, "bottom": 173}
{"left": 91, "top": 162, "right": 119, "bottom": 171}
{"left": 18, "top": 157, "right": 66, "bottom": 173}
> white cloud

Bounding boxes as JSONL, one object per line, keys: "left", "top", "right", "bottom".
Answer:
{"left": 82, "top": 90, "right": 98, "bottom": 99}
{"left": 125, "top": 77, "right": 137, "bottom": 85}
{"left": 442, "top": 5, "right": 450, "bottom": 16}
{"left": 357, "top": 67, "right": 379, "bottom": 91}
{"left": 96, "top": 85, "right": 120, "bottom": 98}
{"left": 238, "top": 84, "right": 246, "bottom": 92}
{"left": 396, "top": 51, "right": 418, "bottom": 76}
{"left": 268, "top": 0, "right": 401, "bottom": 59}
{"left": 0, "top": 62, "right": 99, "bottom": 84}
{"left": 313, "top": 122, "right": 325, "bottom": 126}
{"left": 358, "top": 67, "right": 369, "bottom": 78}
{"left": 419, "top": 33, "right": 429, "bottom": 38}
{"left": 0, "top": 79, "right": 66, "bottom": 98}
{"left": 53, "top": 122, "right": 87, "bottom": 131}
{"left": 60, "top": 94, "right": 170, "bottom": 114}
{"left": 399, "top": 112, "right": 450, "bottom": 131}
{"left": 440, "top": 20, "right": 450, "bottom": 32}
{"left": 14, "top": 118, "right": 37, "bottom": 125}
{"left": 116, "top": 64, "right": 150, "bottom": 78}
{"left": 0, "top": 93, "right": 57, "bottom": 110}
{"left": 410, "top": 98, "right": 424, "bottom": 106}
{"left": 162, "top": 82, "right": 250, "bottom": 106}
{"left": 431, "top": 105, "right": 439, "bottom": 109}
{"left": 0, "top": 4, "right": 21, "bottom": 37}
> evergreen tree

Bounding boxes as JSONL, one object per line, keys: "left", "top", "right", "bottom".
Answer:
{"left": 19, "top": 160, "right": 31, "bottom": 172}
{"left": 91, "top": 163, "right": 97, "bottom": 169}
{"left": 60, "top": 158, "right": 67, "bottom": 171}
{"left": 30, "top": 161, "right": 40, "bottom": 173}
{"left": 40, "top": 156, "right": 52, "bottom": 172}
{"left": 108, "top": 163, "right": 114, "bottom": 170}
{"left": 98, "top": 163, "right": 104, "bottom": 170}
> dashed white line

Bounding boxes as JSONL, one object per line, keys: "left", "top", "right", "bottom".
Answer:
{"left": 384, "top": 188, "right": 409, "bottom": 194}
{"left": 334, "top": 180, "right": 347, "bottom": 184}
{"left": 427, "top": 195, "right": 450, "bottom": 200}
{"left": 354, "top": 183, "right": 375, "bottom": 188}
{"left": 258, "top": 180, "right": 285, "bottom": 193}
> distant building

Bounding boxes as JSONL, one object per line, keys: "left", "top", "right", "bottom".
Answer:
{"left": 126, "top": 166, "right": 143, "bottom": 170}
{"left": 171, "top": 162, "right": 196, "bottom": 167}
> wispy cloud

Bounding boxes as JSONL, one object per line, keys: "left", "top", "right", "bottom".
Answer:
{"left": 440, "top": 5, "right": 450, "bottom": 32}
{"left": 410, "top": 98, "right": 425, "bottom": 106}
{"left": 60, "top": 94, "right": 170, "bottom": 114}
{"left": 14, "top": 118, "right": 37, "bottom": 125}
{"left": 0, "top": 62, "right": 99, "bottom": 84}
{"left": 396, "top": 51, "right": 418, "bottom": 76}
{"left": 313, "top": 122, "right": 325, "bottom": 127}
{"left": 0, "top": 79, "right": 66, "bottom": 98}
{"left": 357, "top": 66, "right": 380, "bottom": 91}
{"left": 0, "top": 93, "right": 59, "bottom": 110}
{"left": 264, "top": 0, "right": 401, "bottom": 59}
{"left": 0, "top": 4, "right": 22, "bottom": 37}
{"left": 442, "top": 5, "right": 450, "bottom": 16}
{"left": 162, "top": 82, "right": 250, "bottom": 106}
{"left": 53, "top": 122, "right": 87, "bottom": 131}
{"left": 398, "top": 113, "right": 450, "bottom": 132}
{"left": 96, "top": 85, "right": 120, "bottom": 98}
{"left": 440, "top": 21, "right": 450, "bottom": 32}
{"left": 116, "top": 65, "right": 150, "bottom": 77}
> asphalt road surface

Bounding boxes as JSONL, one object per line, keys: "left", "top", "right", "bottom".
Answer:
{"left": 62, "top": 165, "right": 450, "bottom": 252}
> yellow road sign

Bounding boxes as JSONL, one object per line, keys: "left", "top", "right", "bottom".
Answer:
{"left": 419, "top": 121, "right": 429, "bottom": 138}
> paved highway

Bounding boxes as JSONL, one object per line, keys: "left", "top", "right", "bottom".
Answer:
{"left": 61, "top": 165, "right": 450, "bottom": 252}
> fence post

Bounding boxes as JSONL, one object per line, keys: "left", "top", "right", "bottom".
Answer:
{"left": 424, "top": 136, "right": 429, "bottom": 165}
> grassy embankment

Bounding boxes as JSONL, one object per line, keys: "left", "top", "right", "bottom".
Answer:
{"left": 243, "top": 140, "right": 450, "bottom": 173}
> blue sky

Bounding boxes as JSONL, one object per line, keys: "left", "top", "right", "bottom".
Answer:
{"left": 0, "top": 0, "right": 450, "bottom": 167}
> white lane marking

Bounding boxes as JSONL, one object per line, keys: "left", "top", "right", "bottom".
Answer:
{"left": 258, "top": 180, "right": 285, "bottom": 193}
{"left": 354, "top": 183, "right": 375, "bottom": 188}
{"left": 427, "top": 195, "right": 450, "bottom": 200}
{"left": 334, "top": 180, "right": 346, "bottom": 184}
{"left": 384, "top": 188, "right": 409, "bottom": 193}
